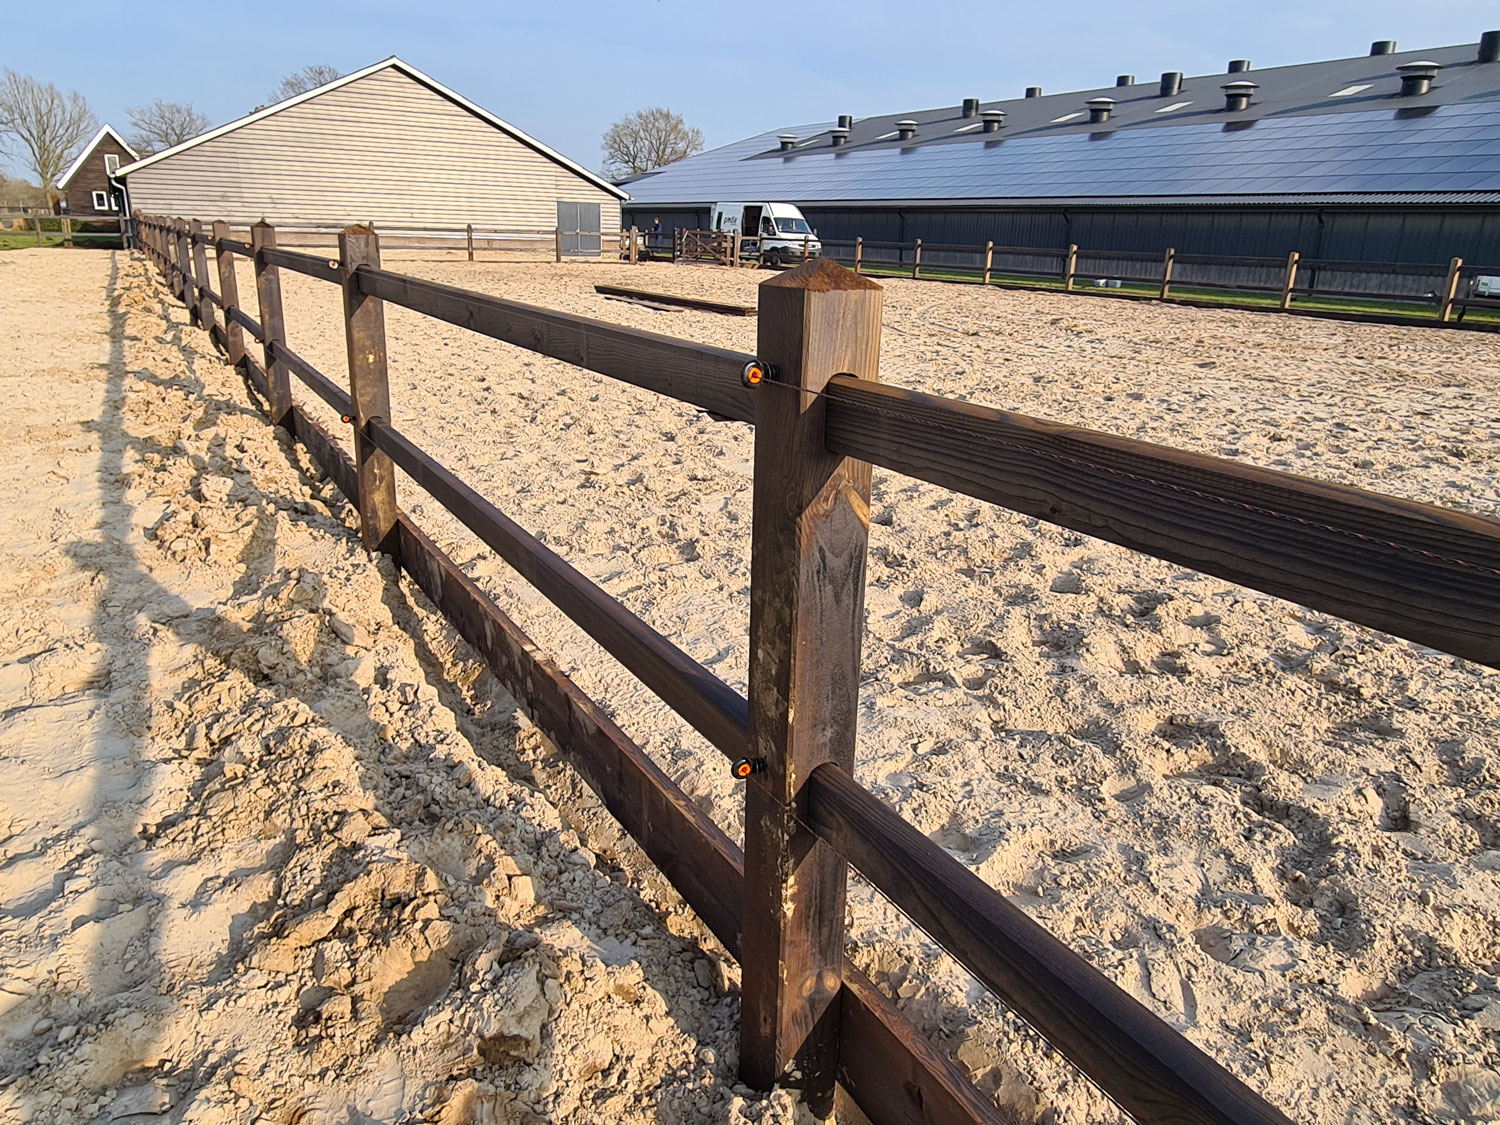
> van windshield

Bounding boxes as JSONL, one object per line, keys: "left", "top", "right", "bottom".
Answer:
{"left": 772, "top": 217, "right": 811, "bottom": 235}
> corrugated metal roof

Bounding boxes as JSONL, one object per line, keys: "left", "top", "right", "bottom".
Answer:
{"left": 623, "top": 40, "right": 1500, "bottom": 207}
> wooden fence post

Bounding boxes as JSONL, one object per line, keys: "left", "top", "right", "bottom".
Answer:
{"left": 191, "top": 220, "right": 214, "bottom": 329}
{"left": 176, "top": 218, "right": 195, "bottom": 312}
{"left": 1160, "top": 247, "right": 1175, "bottom": 299}
{"left": 911, "top": 238, "right": 922, "bottom": 279}
{"left": 62, "top": 216, "right": 72, "bottom": 248}
{"left": 555, "top": 226, "right": 563, "bottom": 262}
{"left": 853, "top": 236, "right": 862, "bottom": 274}
{"left": 1064, "top": 243, "right": 1078, "bottom": 291}
{"left": 983, "top": 240, "right": 994, "bottom": 285}
{"left": 251, "top": 221, "right": 294, "bottom": 428}
{"left": 629, "top": 226, "right": 639, "bottom": 265}
{"left": 339, "top": 225, "right": 399, "bottom": 555}
{"left": 214, "top": 220, "right": 245, "bottom": 370}
{"left": 741, "top": 259, "right": 882, "bottom": 1117}
{"left": 466, "top": 222, "right": 474, "bottom": 262}
{"left": 32, "top": 215, "right": 42, "bottom": 246}
{"left": 1279, "top": 251, "right": 1299, "bottom": 310}
{"left": 1439, "top": 257, "right": 1463, "bottom": 322}
{"left": 801, "top": 234, "right": 810, "bottom": 264}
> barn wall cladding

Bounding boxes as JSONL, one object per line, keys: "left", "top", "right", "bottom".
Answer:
{"left": 623, "top": 32, "right": 1500, "bottom": 269}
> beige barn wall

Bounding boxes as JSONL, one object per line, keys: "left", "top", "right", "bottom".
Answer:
{"left": 123, "top": 68, "right": 620, "bottom": 233}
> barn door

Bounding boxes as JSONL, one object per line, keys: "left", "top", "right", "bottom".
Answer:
{"left": 557, "top": 201, "right": 601, "bottom": 256}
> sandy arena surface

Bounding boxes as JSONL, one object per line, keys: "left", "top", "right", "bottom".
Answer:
{"left": 3, "top": 245, "right": 1499, "bottom": 1124}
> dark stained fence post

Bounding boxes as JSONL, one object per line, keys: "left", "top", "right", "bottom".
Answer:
{"left": 741, "top": 259, "right": 883, "bottom": 1117}
{"left": 1064, "top": 243, "right": 1078, "bottom": 291}
{"left": 1160, "top": 246, "right": 1175, "bottom": 299}
{"left": 911, "top": 238, "right": 922, "bottom": 279}
{"left": 250, "top": 221, "right": 294, "bottom": 428}
{"left": 853, "top": 236, "right": 862, "bottom": 274}
{"left": 555, "top": 225, "right": 563, "bottom": 262}
{"left": 32, "top": 215, "right": 42, "bottom": 246}
{"left": 175, "top": 218, "right": 193, "bottom": 311}
{"left": 466, "top": 222, "right": 474, "bottom": 262}
{"left": 213, "top": 220, "right": 246, "bottom": 369}
{"left": 1279, "top": 251, "right": 1299, "bottom": 310}
{"left": 982, "top": 240, "right": 994, "bottom": 286}
{"left": 339, "top": 225, "right": 399, "bottom": 555}
{"left": 1439, "top": 257, "right": 1463, "bottom": 322}
{"left": 190, "top": 220, "right": 214, "bottom": 329}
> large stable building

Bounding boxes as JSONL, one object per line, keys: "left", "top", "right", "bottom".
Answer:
{"left": 622, "top": 32, "right": 1500, "bottom": 267}
{"left": 117, "top": 57, "right": 625, "bottom": 252}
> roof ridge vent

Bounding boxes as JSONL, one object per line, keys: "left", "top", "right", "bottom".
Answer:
{"left": 981, "top": 109, "right": 1006, "bottom": 132}
{"left": 1396, "top": 61, "right": 1441, "bottom": 96}
{"left": 895, "top": 119, "right": 918, "bottom": 141}
{"left": 830, "top": 126, "right": 849, "bottom": 146}
{"left": 1370, "top": 40, "right": 1396, "bottom": 55}
{"left": 1227, "top": 59, "right": 1251, "bottom": 73}
{"left": 1085, "top": 96, "right": 1116, "bottom": 124}
{"left": 1025, "top": 86, "right": 1042, "bottom": 98}
{"left": 1159, "top": 71, "right": 1183, "bottom": 96}
{"left": 778, "top": 133, "right": 797, "bottom": 151}
{"left": 1478, "top": 30, "right": 1499, "bottom": 64}
{"left": 1221, "top": 80, "right": 1258, "bottom": 111}
{"left": 837, "top": 114, "right": 854, "bottom": 129}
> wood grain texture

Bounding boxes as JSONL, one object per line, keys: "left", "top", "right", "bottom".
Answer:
{"left": 356, "top": 267, "right": 757, "bottom": 420}
{"left": 822, "top": 377, "right": 1500, "bottom": 667}
{"left": 213, "top": 221, "right": 246, "bottom": 368}
{"left": 367, "top": 418, "right": 750, "bottom": 757}
{"left": 226, "top": 305, "right": 265, "bottom": 343}
{"left": 259, "top": 245, "right": 343, "bottom": 283}
{"left": 807, "top": 762, "right": 1294, "bottom": 1125}
{"left": 339, "top": 226, "right": 399, "bottom": 556}
{"left": 740, "top": 259, "right": 883, "bottom": 1116}
{"left": 271, "top": 340, "right": 353, "bottom": 417}
{"left": 250, "top": 222, "right": 293, "bottom": 427}
{"left": 190, "top": 220, "right": 214, "bottom": 329}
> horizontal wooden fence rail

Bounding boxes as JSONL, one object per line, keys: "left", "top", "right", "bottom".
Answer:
{"left": 135, "top": 208, "right": 1500, "bottom": 1124}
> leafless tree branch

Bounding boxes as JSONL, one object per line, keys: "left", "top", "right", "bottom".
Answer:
{"left": 270, "top": 65, "right": 343, "bottom": 104}
{"left": 0, "top": 70, "right": 96, "bottom": 207}
{"left": 126, "top": 99, "right": 210, "bottom": 155}
{"left": 601, "top": 107, "right": 704, "bottom": 180}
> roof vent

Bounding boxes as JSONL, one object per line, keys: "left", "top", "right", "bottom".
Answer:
{"left": 1115, "top": 74, "right": 1135, "bottom": 87}
{"left": 962, "top": 98, "right": 980, "bottom": 118}
{"left": 1085, "top": 97, "right": 1116, "bottom": 124}
{"left": 981, "top": 109, "right": 1006, "bottom": 132}
{"left": 837, "top": 114, "right": 854, "bottom": 129}
{"left": 1159, "top": 71, "right": 1183, "bottom": 96}
{"left": 778, "top": 134, "right": 797, "bottom": 151}
{"left": 1369, "top": 40, "right": 1397, "bottom": 55}
{"left": 1479, "top": 30, "right": 1500, "bottom": 64}
{"left": 895, "top": 119, "right": 918, "bottom": 141}
{"left": 1221, "top": 80, "right": 1258, "bottom": 111}
{"left": 1227, "top": 59, "right": 1251, "bottom": 73}
{"left": 1025, "top": 86, "right": 1042, "bottom": 98}
{"left": 830, "top": 126, "right": 850, "bottom": 146}
{"left": 1396, "top": 61, "right": 1440, "bottom": 96}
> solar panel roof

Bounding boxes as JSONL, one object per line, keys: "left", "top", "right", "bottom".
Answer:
{"left": 622, "top": 38, "right": 1500, "bottom": 207}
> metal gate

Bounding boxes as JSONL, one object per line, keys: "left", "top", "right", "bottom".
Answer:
{"left": 557, "top": 201, "right": 602, "bottom": 256}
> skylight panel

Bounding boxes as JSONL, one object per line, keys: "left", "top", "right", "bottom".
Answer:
{"left": 1050, "top": 112, "right": 1084, "bottom": 123}
{"left": 1329, "top": 84, "right": 1373, "bottom": 98}
{"left": 1155, "top": 101, "right": 1192, "bottom": 113}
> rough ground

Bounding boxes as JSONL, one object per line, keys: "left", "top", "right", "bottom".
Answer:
{"left": 0, "top": 249, "right": 802, "bottom": 1125}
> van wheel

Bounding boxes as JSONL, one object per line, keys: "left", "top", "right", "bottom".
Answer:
{"left": 763, "top": 249, "right": 782, "bottom": 268}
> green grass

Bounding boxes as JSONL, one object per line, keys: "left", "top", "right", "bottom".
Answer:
{"left": 838, "top": 260, "right": 1500, "bottom": 328}
{"left": 0, "top": 232, "right": 124, "bottom": 251}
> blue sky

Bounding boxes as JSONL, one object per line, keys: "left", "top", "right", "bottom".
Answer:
{"left": 5, "top": 1, "right": 1497, "bottom": 179}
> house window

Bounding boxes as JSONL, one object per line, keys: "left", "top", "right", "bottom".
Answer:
{"left": 92, "top": 190, "right": 109, "bottom": 210}
{"left": 104, "top": 154, "right": 120, "bottom": 176}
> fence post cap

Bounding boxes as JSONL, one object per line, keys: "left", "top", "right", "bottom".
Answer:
{"left": 759, "top": 257, "right": 881, "bottom": 293}
{"left": 342, "top": 223, "right": 378, "bottom": 237}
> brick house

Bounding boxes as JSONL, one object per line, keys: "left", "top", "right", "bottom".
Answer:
{"left": 55, "top": 125, "right": 138, "bottom": 216}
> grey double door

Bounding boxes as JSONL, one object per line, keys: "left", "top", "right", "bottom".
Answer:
{"left": 557, "top": 201, "right": 602, "bottom": 255}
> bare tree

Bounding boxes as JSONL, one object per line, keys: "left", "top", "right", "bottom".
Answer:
{"left": 601, "top": 107, "right": 703, "bottom": 179}
{"left": 269, "top": 65, "right": 343, "bottom": 103}
{"left": 0, "top": 171, "right": 45, "bottom": 209}
{"left": 0, "top": 70, "right": 96, "bottom": 207}
{"left": 126, "top": 99, "right": 210, "bottom": 155}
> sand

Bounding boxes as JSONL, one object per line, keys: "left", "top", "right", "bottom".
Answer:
{"left": 3, "top": 245, "right": 1498, "bottom": 1123}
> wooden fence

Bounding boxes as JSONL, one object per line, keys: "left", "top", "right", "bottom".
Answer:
{"left": 827, "top": 236, "right": 1500, "bottom": 327}
{"left": 134, "top": 210, "right": 1500, "bottom": 1124}
{"left": 156, "top": 219, "right": 634, "bottom": 262}
{"left": 1, "top": 211, "right": 128, "bottom": 247}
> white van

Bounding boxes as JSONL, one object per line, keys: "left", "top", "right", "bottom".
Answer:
{"left": 710, "top": 202, "right": 821, "bottom": 268}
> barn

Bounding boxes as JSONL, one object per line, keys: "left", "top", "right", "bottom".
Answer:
{"left": 116, "top": 57, "right": 625, "bottom": 252}
{"left": 55, "top": 124, "right": 137, "bottom": 218}
{"left": 622, "top": 32, "right": 1500, "bottom": 268}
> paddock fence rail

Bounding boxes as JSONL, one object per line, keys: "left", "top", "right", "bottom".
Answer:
{"left": 134, "top": 210, "right": 1500, "bottom": 1125}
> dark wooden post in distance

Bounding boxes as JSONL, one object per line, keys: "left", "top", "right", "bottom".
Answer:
{"left": 982, "top": 240, "right": 994, "bottom": 285}
{"left": 555, "top": 225, "right": 563, "bottom": 262}
{"left": 32, "top": 215, "right": 42, "bottom": 246}
{"left": 466, "top": 222, "right": 474, "bottom": 262}
{"left": 176, "top": 219, "right": 194, "bottom": 312}
{"left": 213, "top": 220, "right": 245, "bottom": 369}
{"left": 1064, "top": 243, "right": 1078, "bottom": 291}
{"left": 1159, "top": 246, "right": 1175, "bottom": 299}
{"left": 190, "top": 220, "right": 214, "bottom": 329}
{"left": 853, "top": 236, "right": 862, "bottom": 274}
{"left": 62, "top": 216, "right": 72, "bottom": 248}
{"left": 251, "top": 221, "right": 293, "bottom": 428}
{"left": 1439, "top": 257, "right": 1463, "bottom": 322}
{"left": 339, "top": 225, "right": 399, "bottom": 555}
{"left": 629, "top": 226, "right": 639, "bottom": 265}
{"left": 741, "top": 258, "right": 882, "bottom": 1118}
{"left": 911, "top": 238, "right": 922, "bottom": 279}
{"left": 1279, "top": 251, "right": 1299, "bottom": 310}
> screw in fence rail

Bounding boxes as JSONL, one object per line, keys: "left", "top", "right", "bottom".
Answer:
{"left": 983, "top": 240, "right": 994, "bottom": 286}
{"left": 250, "top": 221, "right": 294, "bottom": 429}
{"left": 911, "top": 238, "right": 922, "bottom": 279}
{"left": 1439, "top": 257, "right": 1463, "bottom": 322}
{"left": 1064, "top": 242, "right": 1078, "bottom": 291}
{"left": 213, "top": 220, "right": 245, "bottom": 369}
{"left": 339, "top": 225, "right": 399, "bottom": 555}
{"left": 1160, "top": 246, "right": 1175, "bottom": 300}
{"left": 739, "top": 259, "right": 883, "bottom": 1118}
{"left": 1279, "top": 250, "right": 1300, "bottom": 310}
{"left": 190, "top": 220, "right": 214, "bottom": 330}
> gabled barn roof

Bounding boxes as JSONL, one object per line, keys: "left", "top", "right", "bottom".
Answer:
{"left": 56, "top": 125, "right": 138, "bottom": 189}
{"left": 114, "top": 57, "right": 627, "bottom": 200}
{"left": 624, "top": 38, "right": 1500, "bottom": 208}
